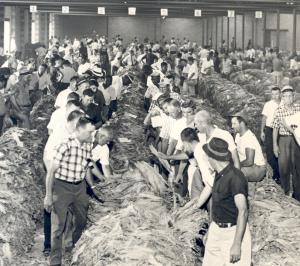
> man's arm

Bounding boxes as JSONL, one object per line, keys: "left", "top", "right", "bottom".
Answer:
{"left": 91, "top": 162, "right": 106, "bottom": 182}
{"left": 157, "top": 151, "right": 189, "bottom": 161}
{"left": 260, "top": 115, "right": 267, "bottom": 142}
{"left": 273, "top": 128, "right": 280, "bottom": 157}
{"left": 44, "top": 162, "right": 60, "bottom": 213}
{"left": 230, "top": 194, "right": 248, "bottom": 264}
{"left": 166, "top": 138, "right": 177, "bottom": 156}
{"left": 94, "top": 120, "right": 103, "bottom": 129}
{"left": 240, "top": 148, "right": 255, "bottom": 167}
{"left": 231, "top": 149, "right": 241, "bottom": 170}
{"left": 196, "top": 185, "right": 212, "bottom": 208}
{"left": 102, "top": 164, "right": 113, "bottom": 178}
{"left": 175, "top": 160, "right": 188, "bottom": 184}
{"left": 161, "top": 138, "right": 169, "bottom": 154}
{"left": 85, "top": 168, "right": 105, "bottom": 201}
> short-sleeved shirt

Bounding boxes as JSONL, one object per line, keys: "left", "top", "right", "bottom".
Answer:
{"left": 194, "top": 142, "right": 215, "bottom": 188}
{"left": 290, "top": 59, "right": 298, "bottom": 70}
{"left": 273, "top": 59, "right": 284, "bottom": 72}
{"left": 53, "top": 134, "right": 92, "bottom": 182}
{"left": 61, "top": 66, "right": 77, "bottom": 83}
{"left": 145, "top": 85, "right": 160, "bottom": 99}
{"left": 47, "top": 107, "right": 67, "bottom": 133}
{"left": 92, "top": 144, "right": 110, "bottom": 165}
{"left": 112, "top": 76, "right": 123, "bottom": 99}
{"left": 188, "top": 64, "right": 198, "bottom": 80}
{"left": 235, "top": 130, "right": 265, "bottom": 166}
{"left": 271, "top": 104, "right": 300, "bottom": 136}
{"left": 170, "top": 117, "right": 187, "bottom": 149}
{"left": 198, "top": 49, "right": 209, "bottom": 59}
{"left": 285, "top": 111, "right": 300, "bottom": 139}
{"left": 55, "top": 87, "right": 73, "bottom": 108}
{"left": 123, "top": 55, "right": 137, "bottom": 66}
{"left": 160, "top": 116, "right": 176, "bottom": 139}
{"left": 221, "top": 59, "right": 232, "bottom": 74}
{"left": 99, "top": 84, "right": 116, "bottom": 105}
{"left": 211, "top": 163, "right": 248, "bottom": 224}
{"left": 11, "top": 82, "right": 31, "bottom": 109}
{"left": 201, "top": 59, "right": 214, "bottom": 74}
{"left": 262, "top": 100, "right": 283, "bottom": 127}
{"left": 80, "top": 102, "right": 103, "bottom": 124}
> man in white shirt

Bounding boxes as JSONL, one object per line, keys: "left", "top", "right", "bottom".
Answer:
{"left": 183, "top": 57, "right": 198, "bottom": 96}
{"left": 231, "top": 112, "right": 267, "bottom": 195}
{"left": 47, "top": 100, "right": 81, "bottom": 135}
{"left": 261, "top": 86, "right": 281, "bottom": 182}
{"left": 198, "top": 46, "right": 209, "bottom": 66}
{"left": 122, "top": 49, "right": 137, "bottom": 68}
{"left": 290, "top": 55, "right": 299, "bottom": 77}
{"left": 60, "top": 60, "right": 77, "bottom": 91}
{"left": 77, "top": 55, "right": 91, "bottom": 76}
{"left": 55, "top": 76, "right": 78, "bottom": 109}
{"left": 201, "top": 53, "right": 214, "bottom": 76}
{"left": 92, "top": 126, "right": 114, "bottom": 178}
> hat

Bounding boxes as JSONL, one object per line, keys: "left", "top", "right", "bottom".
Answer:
{"left": 230, "top": 111, "right": 248, "bottom": 123}
{"left": 158, "top": 78, "right": 170, "bottom": 86}
{"left": 62, "top": 60, "right": 70, "bottom": 65}
{"left": 76, "top": 76, "right": 89, "bottom": 86}
{"left": 83, "top": 69, "right": 93, "bottom": 76}
{"left": 202, "top": 137, "right": 232, "bottom": 161}
{"left": 92, "top": 66, "right": 105, "bottom": 78}
{"left": 0, "top": 68, "right": 10, "bottom": 76}
{"left": 87, "top": 38, "right": 93, "bottom": 45}
{"left": 151, "top": 71, "right": 160, "bottom": 77}
{"left": 281, "top": 85, "right": 294, "bottom": 93}
{"left": 19, "top": 66, "right": 30, "bottom": 76}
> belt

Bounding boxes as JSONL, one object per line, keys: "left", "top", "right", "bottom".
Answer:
{"left": 215, "top": 222, "right": 236, "bottom": 228}
{"left": 57, "top": 179, "right": 83, "bottom": 185}
{"left": 21, "top": 104, "right": 31, "bottom": 107}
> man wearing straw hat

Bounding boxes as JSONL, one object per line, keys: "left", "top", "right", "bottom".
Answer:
{"left": 202, "top": 137, "right": 251, "bottom": 266}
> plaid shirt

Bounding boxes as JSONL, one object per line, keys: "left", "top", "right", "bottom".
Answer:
{"left": 271, "top": 104, "right": 300, "bottom": 136}
{"left": 53, "top": 134, "right": 92, "bottom": 182}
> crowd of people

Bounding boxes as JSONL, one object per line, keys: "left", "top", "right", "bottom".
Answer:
{"left": 0, "top": 33, "right": 299, "bottom": 266}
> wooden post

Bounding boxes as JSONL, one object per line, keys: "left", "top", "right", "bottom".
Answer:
{"left": 206, "top": 18, "right": 209, "bottom": 46}
{"left": 242, "top": 14, "right": 245, "bottom": 50}
{"left": 252, "top": 13, "right": 255, "bottom": 48}
{"left": 293, "top": 8, "right": 297, "bottom": 53}
{"left": 202, "top": 19, "right": 205, "bottom": 47}
{"left": 227, "top": 16, "right": 229, "bottom": 52}
{"left": 234, "top": 14, "right": 236, "bottom": 50}
{"left": 276, "top": 10, "right": 280, "bottom": 51}
{"left": 215, "top": 17, "right": 218, "bottom": 51}
{"left": 263, "top": 11, "right": 267, "bottom": 49}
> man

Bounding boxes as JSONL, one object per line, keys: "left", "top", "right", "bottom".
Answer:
{"left": 76, "top": 76, "right": 90, "bottom": 98}
{"left": 201, "top": 53, "right": 214, "bottom": 76}
{"left": 198, "top": 46, "right": 209, "bottom": 66}
{"left": 47, "top": 100, "right": 81, "bottom": 135}
{"left": 272, "top": 85, "right": 300, "bottom": 199}
{"left": 273, "top": 53, "right": 284, "bottom": 85}
{"left": 290, "top": 54, "right": 299, "bottom": 78}
{"left": 80, "top": 88, "right": 104, "bottom": 129}
{"left": 36, "top": 44, "right": 47, "bottom": 67}
{"left": 179, "top": 59, "right": 190, "bottom": 86}
{"left": 111, "top": 45, "right": 123, "bottom": 75}
{"left": 141, "top": 48, "right": 158, "bottom": 66}
{"left": 77, "top": 55, "right": 90, "bottom": 76}
{"left": 144, "top": 72, "right": 161, "bottom": 111}
{"left": 231, "top": 112, "right": 267, "bottom": 195}
{"left": 44, "top": 117, "right": 104, "bottom": 266}
{"left": 10, "top": 67, "right": 31, "bottom": 129}
{"left": 5, "top": 60, "right": 19, "bottom": 89}
{"left": 60, "top": 60, "right": 77, "bottom": 91}
{"left": 160, "top": 36, "right": 167, "bottom": 48}
{"left": 230, "top": 37, "right": 235, "bottom": 52}
{"left": 92, "top": 126, "right": 114, "bottom": 178}
{"left": 261, "top": 86, "right": 281, "bottom": 182}
{"left": 122, "top": 49, "right": 137, "bottom": 68}
{"left": 55, "top": 76, "right": 78, "bottom": 109}
{"left": 183, "top": 57, "right": 198, "bottom": 96}
{"left": 195, "top": 110, "right": 240, "bottom": 169}
{"left": 220, "top": 53, "right": 232, "bottom": 80}
{"left": 202, "top": 137, "right": 251, "bottom": 266}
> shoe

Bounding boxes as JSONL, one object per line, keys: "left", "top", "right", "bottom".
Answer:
{"left": 43, "top": 245, "right": 51, "bottom": 257}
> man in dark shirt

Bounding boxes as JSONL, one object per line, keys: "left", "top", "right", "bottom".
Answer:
{"left": 141, "top": 48, "right": 158, "bottom": 66}
{"left": 214, "top": 51, "right": 221, "bottom": 74}
{"left": 80, "top": 88, "right": 104, "bottom": 129}
{"left": 89, "top": 79, "right": 105, "bottom": 114}
{"left": 202, "top": 137, "right": 251, "bottom": 266}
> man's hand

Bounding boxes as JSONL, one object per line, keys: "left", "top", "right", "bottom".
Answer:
{"left": 150, "top": 109, "right": 160, "bottom": 117}
{"left": 274, "top": 144, "right": 280, "bottom": 158}
{"left": 175, "top": 173, "right": 183, "bottom": 184}
{"left": 260, "top": 132, "right": 265, "bottom": 142}
{"left": 157, "top": 152, "right": 169, "bottom": 160}
{"left": 92, "top": 187, "right": 105, "bottom": 202}
{"left": 44, "top": 195, "right": 53, "bottom": 213}
{"left": 230, "top": 242, "right": 242, "bottom": 264}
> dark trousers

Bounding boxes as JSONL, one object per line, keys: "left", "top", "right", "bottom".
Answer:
{"left": 44, "top": 210, "right": 51, "bottom": 247}
{"left": 50, "top": 179, "right": 88, "bottom": 265}
{"left": 278, "top": 136, "right": 296, "bottom": 196}
{"left": 294, "top": 144, "right": 300, "bottom": 201}
{"left": 265, "top": 127, "right": 280, "bottom": 179}
{"left": 0, "top": 115, "right": 4, "bottom": 136}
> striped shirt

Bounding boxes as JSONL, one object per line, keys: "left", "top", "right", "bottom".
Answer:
{"left": 271, "top": 104, "right": 300, "bottom": 136}
{"left": 160, "top": 116, "right": 176, "bottom": 139}
{"left": 53, "top": 133, "right": 92, "bottom": 182}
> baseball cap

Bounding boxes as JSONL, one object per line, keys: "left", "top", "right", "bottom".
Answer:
{"left": 158, "top": 78, "right": 170, "bottom": 86}
{"left": 19, "top": 66, "right": 30, "bottom": 76}
{"left": 230, "top": 111, "right": 249, "bottom": 123}
{"left": 281, "top": 85, "right": 294, "bottom": 93}
{"left": 150, "top": 71, "right": 160, "bottom": 77}
{"left": 76, "top": 76, "right": 89, "bottom": 86}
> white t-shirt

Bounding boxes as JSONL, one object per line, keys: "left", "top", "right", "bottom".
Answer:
{"left": 235, "top": 130, "right": 265, "bottom": 166}
{"left": 285, "top": 111, "right": 300, "bottom": 139}
{"left": 99, "top": 84, "right": 116, "bottom": 105}
{"left": 201, "top": 59, "right": 214, "bottom": 74}
{"left": 188, "top": 64, "right": 198, "bottom": 80}
{"left": 170, "top": 117, "right": 187, "bottom": 150}
{"left": 290, "top": 59, "right": 298, "bottom": 70}
{"left": 198, "top": 49, "right": 209, "bottom": 59}
{"left": 194, "top": 142, "right": 215, "bottom": 188}
{"left": 262, "top": 100, "right": 283, "bottom": 127}
{"left": 55, "top": 87, "right": 73, "bottom": 109}
{"left": 112, "top": 76, "right": 123, "bottom": 99}
{"left": 77, "top": 63, "right": 91, "bottom": 76}
{"left": 47, "top": 107, "right": 67, "bottom": 133}
{"left": 112, "top": 51, "right": 122, "bottom": 67}
{"left": 183, "top": 64, "right": 190, "bottom": 75}
{"left": 92, "top": 144, "right": 110, "bottom": 165}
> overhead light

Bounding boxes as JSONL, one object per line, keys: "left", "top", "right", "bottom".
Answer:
{"left": 290, "top": 2, "right": 294, "bottom": 4}
{"left": 162, "top": 16, "right": 165, "bottom": 19}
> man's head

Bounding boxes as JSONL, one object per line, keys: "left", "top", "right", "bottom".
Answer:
{"left": 161, "top": 98, "right": 173, "bottom": 114}
{"left": 76, "top": 76, "right": 90, "bottom": 97}
{"left": 75, "top": 117, "right": 95, "bottom": 143}
{"left": 70, "top": 76, "right": 78, "bottom": 91}
{"left": 167, "top": 99, "right": 181, "bottom": 119}
{"left": 65, "top": 100, "right": 80, "bottom": 118}
{"left": 151, "top": 72, "right": 160, "bottom": 86}
{"left": 95, "top": 126, "right": 114, "bottom": 146}
{"left": 38, "top": 64, "right": 48, "bottom": 76}
{"left": 167, "top": 75, "right": 175, "bottom": 87}
{"left": 54, "top": 56, "right": 63, "bottom": 67}
{"left": 89, "top": 79, "right": 99, "bottom": 92}
{"left": 281, "top": 86, "right": 294, "bottom": 106}
{"left": 67, "top": 92, "right": 80, "bottom": 102}
{"left": 231, "top": 113, "right": 248, "bottom": 134}
{"left": 81, "top": 88, "right": 95, "bottom": 108}
{"left": 67, "top": 110, "right": 85, "bottom": 126}
{"left": 180, "top": 59, "right": 187, "bottom": 67}
{"left": 104, "top": 75, "right": 112, "bottom": 87}
{"left": 122, "top": 75, "right": 133, "bottom": 86}
{"left": 181, "top": 100, "right": 196, "bottom": 118}
{"left": 181, "top": 127, "right": 199, "bottom": 153}
{"left": 188, "top": 57, "right": 194, "bottom": 65}
{"left": 271, "top": 86, "right": 281, "bottom": 102}
{"left": 78, "top": 55, "right": 86, "bottom": 65}
{"left": 194, "top": 110, "right": 213, "bottom": 134}
{"left": 161, "top": 62, "right": 168, "bottom": 73}
{"left": 18, "top": 67, "right": 31, "bottom": 85}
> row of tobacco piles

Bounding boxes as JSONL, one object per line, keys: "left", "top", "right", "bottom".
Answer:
{"left": 2, "top": 63, "right": 300, "bottom": 265}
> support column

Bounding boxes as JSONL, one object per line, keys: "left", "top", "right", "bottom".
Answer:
{"left": 155, "top": 17, "right": 161, "bottom": 42}
{"left": 0, "top": 6, "right": 5, "bottom": 49}
{"left": 215, "top": 17, "right": 218, "bottom": 50}
{"left": 242, "top": 14, "right": 245, "bottom": 50}
{"left": 293, "top": 8, "right": 297, "bottom": 53}
{"left": 210, "top": 18, "right": 213, "bottom": 48}
{"left": 4, "top": 6, "right": 12, "bottom": 53}
{"left": 234, "top": 15, "right": 237, "bottom": 50}
{"left": 252, "top": 13, "right": 255, "bottom": 47}
{"left": 227, "top": 16, "right": 229, "bottom": 52}
{"left": 31, "top": 12, "right": 37, "bottom": 43}
{"left": 19, "top": 8, "right": 26, "bottom": 58}
{"left": 202, "top": 19, "right": 205, "bottom": 47}
{"left": 206, "top": 18, "right": 209, "bottom": 46}
{"left": 106, "top": 17, "right": 109, "bottom": 38}
{"left": 276, "top": 10, "right": 280, "bottom": 51}
{"left": 263, "top": 11, "right": 267, "bottom": 49}
{"left": 221, "top": 16, "right": 223, "bottom": 44}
